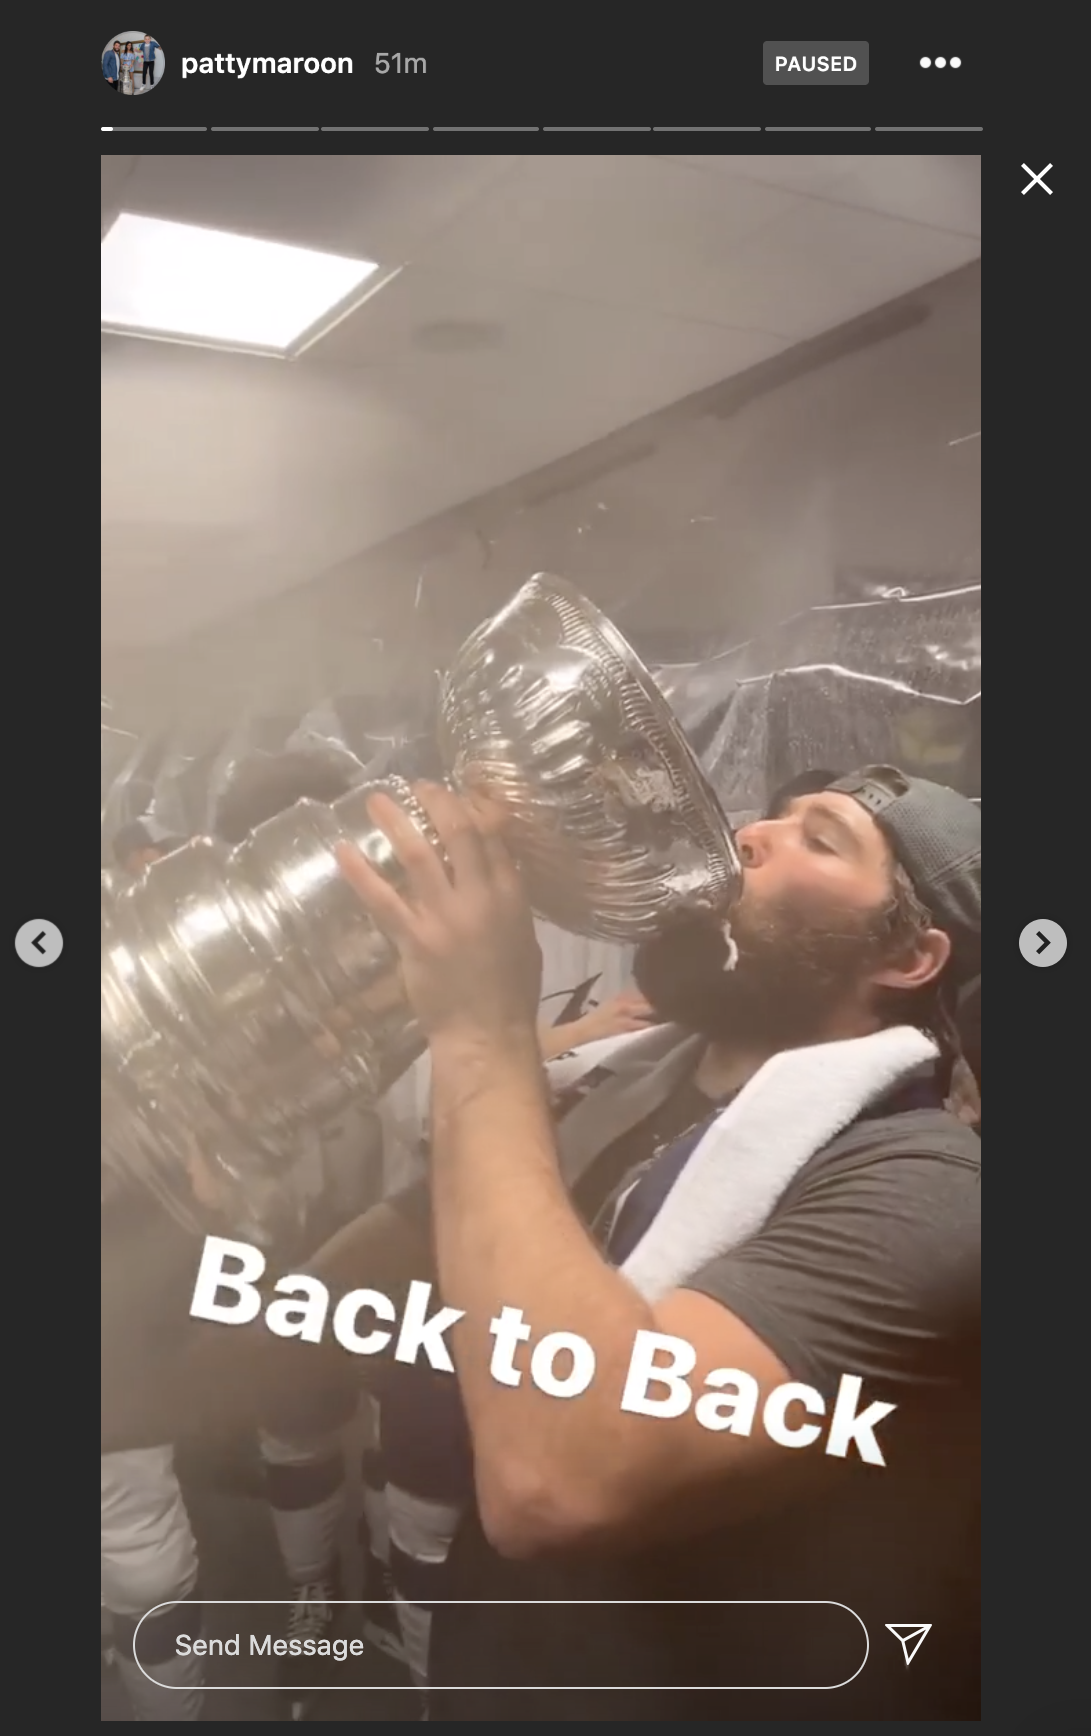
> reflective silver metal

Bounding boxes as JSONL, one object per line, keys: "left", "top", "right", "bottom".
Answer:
{"left": 101, "top": 575, "right": 741, "bottom": 1241}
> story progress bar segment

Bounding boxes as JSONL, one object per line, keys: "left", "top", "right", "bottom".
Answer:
{"left": 102, "top": 124, "right": 984, "bottom": 133}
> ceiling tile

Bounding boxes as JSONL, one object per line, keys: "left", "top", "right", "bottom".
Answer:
{"left": 672, "top": 152, "right": 981, "bottom": 237}
{"left": 313, "top": 278, "right": 785, "bottom": 458}
{"left": 305, "top": 260, "right": 783, "bottom": 373}
{"left": 665, "top": 154, "right": 866, "bottom": 195}
{"left": 812, "top": 155, "right": 981, "bottom": 236}
{"left": 691, "top": 200, "right": 981, "bottom": 338}
{"left": 113, "top": 153, "right": 520, "bottom": 260}
{"left": 418, "top": 154, "right": 803, "bottom": 328}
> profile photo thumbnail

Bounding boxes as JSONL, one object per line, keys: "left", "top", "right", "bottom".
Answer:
{"left": 102, "top": 32, "right": 165, "bottom": 96}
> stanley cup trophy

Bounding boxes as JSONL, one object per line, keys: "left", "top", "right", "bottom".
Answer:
{"left": 101, "top": 576, "right": 743, "bottom": 1244}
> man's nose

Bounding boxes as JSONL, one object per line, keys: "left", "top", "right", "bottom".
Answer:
{"left": 735, "top": 817, "right": 776, "bottom": 868}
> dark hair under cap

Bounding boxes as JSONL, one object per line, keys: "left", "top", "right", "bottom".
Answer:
{"left": 830, "top": 765, "right": 982, "bottom": 989}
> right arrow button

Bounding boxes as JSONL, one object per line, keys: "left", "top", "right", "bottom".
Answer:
{"left": 1019, "top": 919, "right": 1067, "bottom": 967}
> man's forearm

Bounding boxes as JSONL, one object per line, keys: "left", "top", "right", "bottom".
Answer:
{"left": 428, "top": 1031, "right": 651, "bottom": 1525}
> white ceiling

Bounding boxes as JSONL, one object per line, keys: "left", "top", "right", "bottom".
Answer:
{"left": 101, "top": 153, "right": 980, "bottom": 650}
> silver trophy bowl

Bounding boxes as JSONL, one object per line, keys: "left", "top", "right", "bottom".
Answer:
{"left": 101, "top": 575, "right": 741, "bottom": 1243}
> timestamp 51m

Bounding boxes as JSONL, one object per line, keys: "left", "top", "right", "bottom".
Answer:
{"left": 376, "top": 53, "right": 426, "bottom": 74}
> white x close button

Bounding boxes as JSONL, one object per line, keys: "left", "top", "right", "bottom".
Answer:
{"left": 1021, "top": 164, "right": 1053, "bottom": 195}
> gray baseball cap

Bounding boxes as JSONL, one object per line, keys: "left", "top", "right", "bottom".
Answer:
{"left": 829, "top": 765, "right": 981, "bottom": 987}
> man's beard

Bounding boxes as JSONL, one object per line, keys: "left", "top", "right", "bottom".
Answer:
{"left": 633, "top": 893, "right": 892, "bottom": 1050}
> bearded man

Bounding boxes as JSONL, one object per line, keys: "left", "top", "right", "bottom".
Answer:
{"left": 184, "top": 763, "right": 980, "bottom": 1720}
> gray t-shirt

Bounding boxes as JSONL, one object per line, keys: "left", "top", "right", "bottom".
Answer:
{"left": 426, "top": 1096, "right": 981, "bottom": 1720}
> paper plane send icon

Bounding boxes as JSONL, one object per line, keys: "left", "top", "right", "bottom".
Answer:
{"left": 885, "top": 1623, "right": 932, "bottom": 1666}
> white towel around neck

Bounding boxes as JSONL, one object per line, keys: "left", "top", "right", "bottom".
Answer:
{"left": 616, "top": 1024, "right": 940, "bottom": 1302}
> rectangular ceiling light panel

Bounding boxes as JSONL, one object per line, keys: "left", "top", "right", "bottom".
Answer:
{"left": 101, "top": 213, "right": 383, "bottom": 355}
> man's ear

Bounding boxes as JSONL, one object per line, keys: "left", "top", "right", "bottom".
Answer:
{"left": 871, "top": 926, "right": 951, "bottom": 992}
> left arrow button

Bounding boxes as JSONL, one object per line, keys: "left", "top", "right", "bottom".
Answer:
{"left": 15, "top": 920, "right": 63, "bottom": 967}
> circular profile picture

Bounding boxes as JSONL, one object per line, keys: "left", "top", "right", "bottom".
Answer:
{"left": 102, "top": 32, "right": 165, "bottom": 96}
